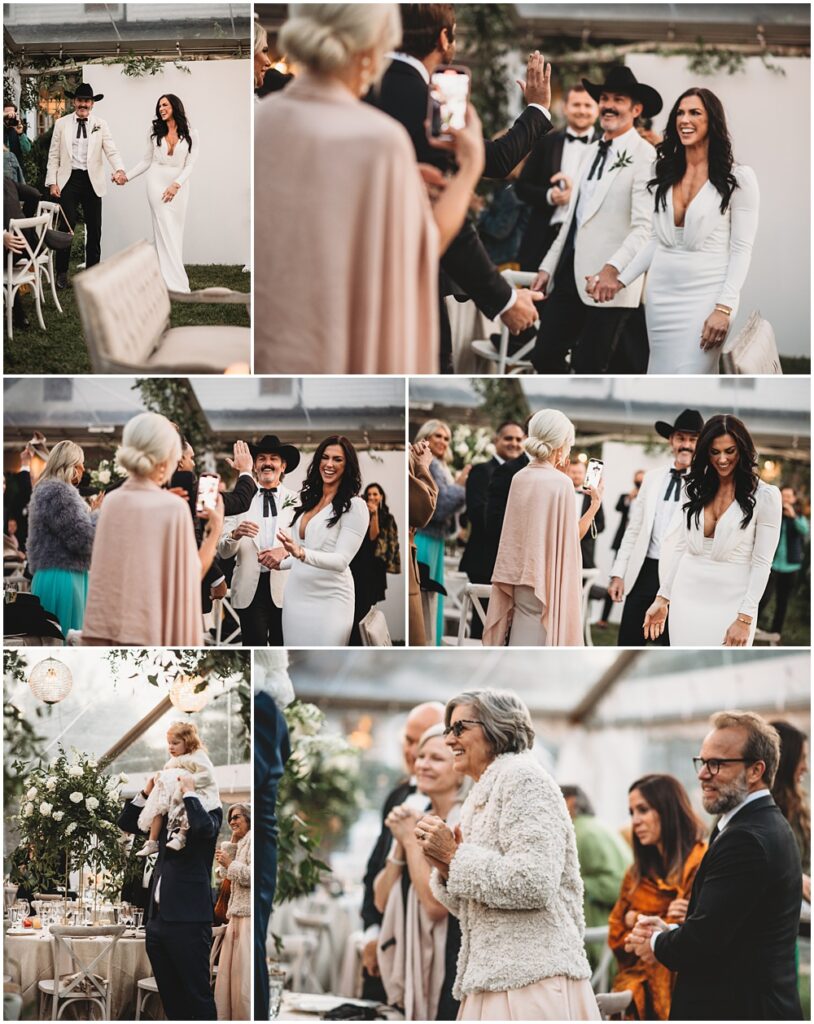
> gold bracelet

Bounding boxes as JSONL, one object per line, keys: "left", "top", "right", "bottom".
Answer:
{"left": 737, "top": 614, "right": 752, "bottom": 625}
{"left": 714, "top": 305, "right": 732, "bottom": 316}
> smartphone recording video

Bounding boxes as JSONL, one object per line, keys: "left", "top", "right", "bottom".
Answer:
{"left": 196, "top": 472, "right": 220, "bottom": 513}
{"left": 428, "top": 65, "right": 471, "bottom": 140}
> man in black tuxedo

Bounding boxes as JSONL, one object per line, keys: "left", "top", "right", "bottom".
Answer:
{"left": 460, "top": 421, "right": 526, "bottom": 638}
{"left": 367, "top": 3, "right": 552, "bottom": 372}
{"left": 566, "top": 460, "right": 605, "bottom": 569}
{"left": 628, "top": 711, "right": 803, "bottom": 1021}
{"left": 118, "top": 774, "right": 222, "bottom": 1020}
{"left": 360, "top": 701, "right": 445, "bottom": 1000}
{"left": 483, "top": 447, "right": 530, "bottom": 575}
{"left": 517, "top": 84, "right": 599, "bottom": 271}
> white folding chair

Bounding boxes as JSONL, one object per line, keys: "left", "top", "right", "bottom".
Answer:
{"left": 134, "top": 975, "right": 161, "bottom": 1020}
{"left": 213, "top": 594, "right": 242, "bottom": 646}
{"left": 4, "top": 213, "right": 49, "bottom": 339}
{"left": 584, "top": 924, "right": 615, "bottom": 992}
{"left": 37, "top": 923, "right": 126, "bottom": 1021}
{"left": 34, "top": 200, "right": 67, "bottom": 314}
{"left": 470, "top": 269, "right": 539, "bottom": 374}
{"left": 595, "top": 990, "right": 633, "bottom": 1020}
{"left": 456, "top": 583, "right": 492, "bottom": 646}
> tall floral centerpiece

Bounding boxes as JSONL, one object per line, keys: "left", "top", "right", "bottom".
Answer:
{"left": 10, "top": 748, "right": 130, "bottom": 912}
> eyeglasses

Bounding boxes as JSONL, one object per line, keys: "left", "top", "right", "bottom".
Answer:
{"left": 692, "top": 757, "right": 752, "bottom": 776}
{"left": 443, "top": 720, "right": 482, "bottom": 738}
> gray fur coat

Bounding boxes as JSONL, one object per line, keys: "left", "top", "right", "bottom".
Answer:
{"left": 430, "top": 751, "right": 592, "bottom": 997}
{"left": 27, "top": 478, "right": 98, "bottom": 574}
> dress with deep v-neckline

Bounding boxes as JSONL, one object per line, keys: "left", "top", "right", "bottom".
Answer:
{"left": 281, "top": 495, "right": 369, "bottom": 646}
{"left": 671, "top": 178, "right": 709, "bottom": 229}
{"left": 617, "top": 165, "right": 759, "bottom": 374}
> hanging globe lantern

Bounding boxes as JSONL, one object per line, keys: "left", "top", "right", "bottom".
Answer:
{"left": 169, "top": 674, "right": 211, "bottom": 713}
{"left": 28, "top": 657, "right": 73, "bottom": 705}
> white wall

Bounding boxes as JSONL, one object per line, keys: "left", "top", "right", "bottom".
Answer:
{"left": 87, "top": 60, "right": 250, "bottom": 266}
{"left": 628, "top": 54, "right": 810, "bottom": 358}
{"left": 281, "top": 450, "right": 407, "bottom": 644}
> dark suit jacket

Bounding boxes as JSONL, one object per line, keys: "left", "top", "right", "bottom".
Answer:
{"left": 360, "top": 778, "right": 415, "bottom": 931}
{"left": 579, "top": 492, "right": 605, "bottom": 569}
{"left": 367, "top": 60, "right": 551, "bottom": 319}
{"left": 118, "top": 795, "right": 222, "bottom": 923}
{"left": 460, "top": 457, "right": 500, "bottom": 582}
{"left": 655, "top": 794, "right": 802, "bottom": 1021}
{"left": 611, "top": 491, "right": 634, "bottom": 551}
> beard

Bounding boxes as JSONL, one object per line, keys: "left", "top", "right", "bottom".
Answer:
{"left": 702, "top": 770, "right": 751, "bottom": 815}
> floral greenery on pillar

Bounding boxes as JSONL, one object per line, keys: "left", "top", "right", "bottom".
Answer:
{"left": 3, "top": 651, "right": 47, "bottom": 809}
{"left": 10, "top": 748, "right": 130, "bottom": 900}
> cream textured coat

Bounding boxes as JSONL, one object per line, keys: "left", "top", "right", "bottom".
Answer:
{"left": 540, "top": 129, "right": 655, "bottom": 309}
{"left": 45, "top": 113, "right": 124, "bottom": 197}
{"left": 430, "top": 752, "right": 591, "bottom": 999}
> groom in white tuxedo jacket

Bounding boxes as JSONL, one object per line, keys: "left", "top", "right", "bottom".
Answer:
{"left": 532, "top": 66, "right": 661, "bottom": 374}
{"left": 45, "top": 82, "right": 125, "bottom": 287}
{"left": 607, "top": 408, "right": 703, "bottom": 646}
{"left": 218, "top": 435, "right": 301, "bottom": 647}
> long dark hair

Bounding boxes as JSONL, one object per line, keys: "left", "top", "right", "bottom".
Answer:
{"left": 291, "top": 435, "right": 361, "bottom": 528}
{"left": 151, "top": 94, "right": 192, "bottom": 151}
{"left": 770, "top": 720, "right": 811, "bottom": 851}
{"left": 363, "top": 482, "right": 393, "bottom": 528}
{"left": 649, "top": 87, "right": 737, "bottom": 214}
{"left": 683, "top": 414, "right": 759, "bottom": 530}
{"left": 628, "top": 774, "right": 704, "bottom": 885}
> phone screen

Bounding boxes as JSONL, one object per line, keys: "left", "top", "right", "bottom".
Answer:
{"left": 196, "top": 473, "right": 220, "bottom": 513}
{"left": 584, "top": 459, "right": 604, "bottom": 490}
{"left": 428, "top": 65, "right": 470, "bottom": 139}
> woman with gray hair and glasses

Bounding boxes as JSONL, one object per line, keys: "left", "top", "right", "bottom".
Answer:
{"left": 214, "top": 802, "right": 251, "bottom": 1020}
{"left": 415, "top": 689, "right": 600, "bottom": 1020}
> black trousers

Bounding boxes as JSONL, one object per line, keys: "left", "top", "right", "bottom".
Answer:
{"left": 145, "top": 917, "right": 216, "bottom": 1020}
{"left": 56, "top": 169, "right": 101, "bottom": 273}
{"left": 238, "top": 576, "right": 283, "bottom": 646}
{"left": 531, "top": 248, "right": 649, "bottom": 374}
{"left": 759, "top": 569, "right": 800, "bottom": 634}
{"left": 618, "top": 557, "right": 670, "bottom": 647}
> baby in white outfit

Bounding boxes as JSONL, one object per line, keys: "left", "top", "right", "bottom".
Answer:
{"left": 136, "top": 721, "right": 220, "bottom": 856}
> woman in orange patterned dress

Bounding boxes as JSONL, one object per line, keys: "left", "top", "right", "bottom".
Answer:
{"left": 608, "top": 774, "right": 707, "bottom": 1019}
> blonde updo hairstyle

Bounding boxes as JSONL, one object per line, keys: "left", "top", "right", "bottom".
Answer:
{"left": 524, "top": 409, "right": 576, "bottom": 466}
{"left": 280, "top": 4, "right": 401, "bottom": 86}
{"left": 117, "top": 412, "right": 181, "bottom": 484}
{"left": 36, "top": 440, "right": 85, "bottom": 487}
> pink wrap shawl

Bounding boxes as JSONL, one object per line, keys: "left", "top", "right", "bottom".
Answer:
{"left": 81, "top": 477, "right": 202, "bottom": 646}
{"left": 483, "top": 461, "right": 584, "bottom": 646}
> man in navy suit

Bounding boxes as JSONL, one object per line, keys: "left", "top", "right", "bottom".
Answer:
{"left": 627, "top": 711, "right": 803, "bottom": 1021}
{"left": 119, "top": 774, "right": 222, "bottom": 1019}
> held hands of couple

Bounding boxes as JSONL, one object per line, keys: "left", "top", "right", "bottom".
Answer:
{"left": 586, "top": 264, "right": 623, "bottom": 303}
{"left": 643, "top": 596, "right": 669, "bottom": 640}
{"left": 110, "top": 170, "right": 127, "bottom": 187}
{"left": 257, "top": 545, "right": 287, "bottom": 571}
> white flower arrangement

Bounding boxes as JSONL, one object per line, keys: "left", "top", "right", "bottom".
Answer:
{"left": 85, "top": 797, "right": 100, "bottom": 811}
{"left": 26, "top": 786, "right": 37, "bottom": 800}
{"left": 69, "top": 791, "right": 83, "bottom": 803}
{"left": 39, "top": 802, "right": 53, "bottom": 816}
{"left": 449, "top": 424, "right": 496, "bottom": 472}
{"left": 67, "top": 765, "right": 83, "bottom": 778}
{"left": 89, "top": 459, "right": 127, "bottom": 491}
{"left": 23, "top": 802, "right": 33, "bottom": 817}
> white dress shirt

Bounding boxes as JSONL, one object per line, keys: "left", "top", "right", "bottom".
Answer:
{"left": 576, "top": 126, "right": 639, "bottom": 229}
{"left": 716, "top": 788, "right": 770, "bottom": 834}
{"left": 248, "top": 487, "right": 280, "bottom": 572}
{"left": 646, "top": 466, "right": 688, "bottom": 560}
{"left": 71, "top": 114, "right": 90, "bottom": 171}
{"left": 548, "top": 129, "right": 593, "bottom": 227}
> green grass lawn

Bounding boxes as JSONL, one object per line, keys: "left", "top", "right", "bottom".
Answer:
{"left": 589, "top": 581, "right": 810, "bottom": 646}
{"left": 4, "top": 225, "right": 250, "bottom": 374}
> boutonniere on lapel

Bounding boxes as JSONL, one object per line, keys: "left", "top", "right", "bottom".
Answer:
{"left": 281, "top": 494, "right": 297, "bottom": 511}
{"left": 609, "top": 150, "right": 633, "bottom": 172}
{"left": 91, "top": 124, "right": 101, "bottom": 135}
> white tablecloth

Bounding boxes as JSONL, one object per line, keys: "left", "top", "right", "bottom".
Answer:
{"left": 4, "top": 930, "right": 151, "bottom": 1019}
{"left": 279, "top": 991, "right": 403, "bottom": 1021}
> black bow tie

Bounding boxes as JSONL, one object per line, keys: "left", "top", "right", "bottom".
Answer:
{"left": 664, "top": 468, "right": 686, "bottom": 501}
{"left": 258, "top": 488, "right": 278, "bottom": 518}
{"left": 76, "top": 120, "right": 88, "bottom": 139}
{"left": 587, "top": 139, "right": 612, "bottom": 180}
{"left": 565, "top": 132, "right": 589, "bottom": 144}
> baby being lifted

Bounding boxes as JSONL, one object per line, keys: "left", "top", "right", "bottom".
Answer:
{"left": 136, "top": 721, "right": 220, "bottom": 856}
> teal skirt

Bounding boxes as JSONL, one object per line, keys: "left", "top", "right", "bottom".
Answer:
{"left": 414, "top": 532, "right": 445, "bottom": 645}
{"left": 31, "top": 568, "right": 89, "bottom": 640}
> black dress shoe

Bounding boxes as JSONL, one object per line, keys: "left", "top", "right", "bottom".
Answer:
{"left": 56, "top": 273, "right": 69, "bottom": 289}
{"left": 12, "top": 302, "right": 29, "bottom": 329}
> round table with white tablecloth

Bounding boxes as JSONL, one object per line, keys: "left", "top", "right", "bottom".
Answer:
{"left": 4, "top": 929, "right": 152, "bottom": 1019}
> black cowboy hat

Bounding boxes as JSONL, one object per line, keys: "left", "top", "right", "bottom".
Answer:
{"left": 655, "top": 409, "right": 704, "bottom": 439}
{"left": 65, "top": 82, "right": 104, "bottom": 102}
{"left": 248, "top": 434, "right": 300, "bottom": 471}
{"left": 582, "top": 66, "right": 663, "bottom": 119}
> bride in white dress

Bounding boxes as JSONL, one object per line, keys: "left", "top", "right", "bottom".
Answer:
{"left": 609, "top": 88, "right": 759, "bottom": 374}
{"left": 275, "top": 435, "right": 369, "bottom": 646}
{"left": 122, "top": 94, "right": 199, "bottom": 292}
{"left": 644, "top": 415, "right": 781, "bottom": 647}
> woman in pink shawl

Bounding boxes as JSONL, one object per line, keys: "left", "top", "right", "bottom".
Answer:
{"left": 254, "top": 4, "right": 485, "bottom": 375}
{"left": 482, "top": 410, "right": 603, "bottom": 647}
{"left": 82, "top": 412, "right": 224, "bottom": 646}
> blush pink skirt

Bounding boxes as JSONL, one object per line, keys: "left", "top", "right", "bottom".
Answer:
{"left": 458, "top": 976, "right": 600, "bottom": 1021}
